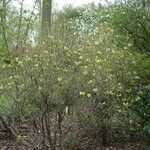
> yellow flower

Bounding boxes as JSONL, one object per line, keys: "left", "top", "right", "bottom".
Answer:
{"left": 96, "top": 59, "right": 101, "bottom": 63}
{"left": 18, "top": 61, "right": 23, "bottom": 65}
{"left": 138, "top": 91, "right": 144, "bottom": 95}
{"left": 75, "top": 61, "right": 81, "bottom": 66}
{"left": 58, "top": 77, "right": 62, "bottom": 82}
{"left": 88, "top": 80, "right": 93, "bottom": 84}
{"left": 87, "top": 93, "right": 91, "bottom": 97}
{"left": 25, "top": 56, "right": 31, "bottom": 61}
{"left": 9, "top": 76, "right": 13, "bottom": 80}
{"left": 97, "top": 51, "right": 101, "bottom": 54}
{"left": 83, "top": 71, "right": 88, "bottom": 75}
{"left": 84, "top": 66, "right": 88, "bottom": 69}
{"left": 0, "top": 85, "right": 3, "bottom": 90}
{"left": 117, "top": 109, "right": 122, "bottom": 113}
{"left": 128, "top": 43, "right": 132, "bottom": 47}
{"left": 79, "top": 92, "right": 85, "bottom": 96}
{"left": 93, "top": 88, "right": 98, "bottom": 93}
{"left": 34, "top": 64, "right": 39, "bottom": 67}
{"left": 102, "top": 102, "right": 106, "bottom": 105}
{"left": 79, "top": 56, "right": 83, "bottom": 59}
{"left": 15, "top": 57, "right": 19, "bottom": 61}
{"left": 39, "top": 87, "right": 42, "bottom": 90}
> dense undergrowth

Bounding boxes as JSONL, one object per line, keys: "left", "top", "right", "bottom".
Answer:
{"left": 0, "top": 0, "right": 150, "bottom": 149}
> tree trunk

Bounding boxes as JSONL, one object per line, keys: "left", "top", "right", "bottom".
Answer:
{"left": 41, "top": 0, "right": 52, "bottom": 37}
{"left": 1, "top": 0, "right": 10, "bottom": 58}
{"left": 58, "top": 112, "right": 63, "bottom": 150}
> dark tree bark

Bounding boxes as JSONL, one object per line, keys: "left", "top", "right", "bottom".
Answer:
{"left": 41, "top": 0, "right": 52, "bottom": 37}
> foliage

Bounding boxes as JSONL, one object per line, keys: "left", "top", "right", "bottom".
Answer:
{"left": 0, "top": 0, "right": 150, "bottom": 149}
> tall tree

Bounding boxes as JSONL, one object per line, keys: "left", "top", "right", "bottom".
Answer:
{"left": 41, "top": 0, "right": 52, "bottom": 37}
{"left": 0, "top": 0, "right": 10, "bottom": 58}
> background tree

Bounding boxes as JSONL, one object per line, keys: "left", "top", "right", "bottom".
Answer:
{"left": 41, "top": 0, "right": 52, "bottom": 37}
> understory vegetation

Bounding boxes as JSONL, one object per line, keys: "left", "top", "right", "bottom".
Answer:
{"left": 0, "top": 0, "right": 150, "bottom": 149}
